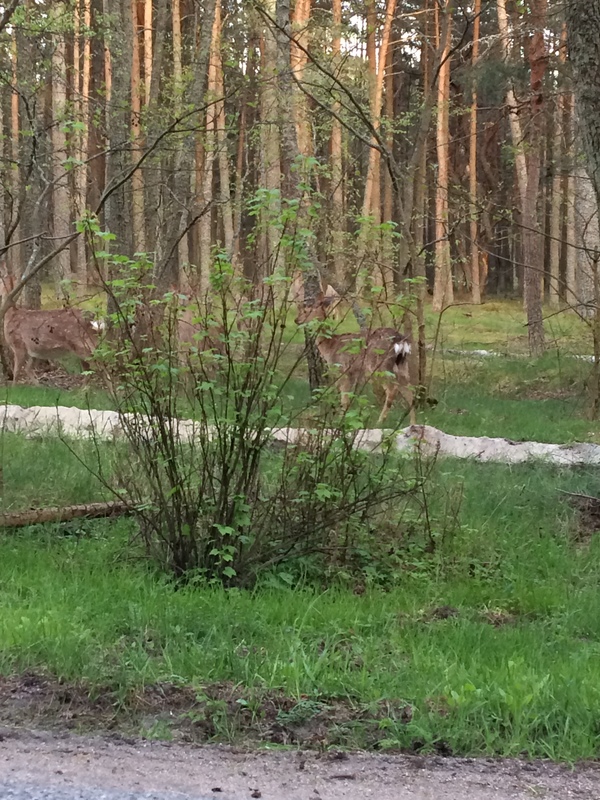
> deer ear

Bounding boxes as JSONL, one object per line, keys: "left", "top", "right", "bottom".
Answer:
{"left": 321, "top": 295, "right": 336, "bottom": 309}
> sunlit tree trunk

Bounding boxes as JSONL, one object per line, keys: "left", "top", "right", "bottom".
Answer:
{"left": 291, "top": 0, "right": 312, "bottom": 159}
{"left": 496, "top": 0, "right": 527, "bottom": 207}
{"left": 51, "top": 1, "right": 71, "bottom": 293}
{"left": 73, "top": 0, "right": 92, "bottom": 296}
{"left": 144, "top": 0, "right": 152, "bottom": 102}
{"left": 172, "top": 0, "right": 189, "bottom": 273}
{"left": 432, "top": 0, "right": 453, "bottom": 312}
{"left": 469, "top": 0, "right": 481, "bottom": 304}
{"left": 358, "top": 0, "right": 397, "bottom": 291}
{"left": 258, "top": 0, "right": 282, "bottom": 278}
{"left": 330, "top": 0, "right": 344, "bottom": 284}
{"left": 131, "top": 0, "right": 145, "bottom": 255}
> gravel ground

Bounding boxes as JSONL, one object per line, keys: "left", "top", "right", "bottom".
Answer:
{"left": 1, "top": 727, "right": 600, "bottom": 800}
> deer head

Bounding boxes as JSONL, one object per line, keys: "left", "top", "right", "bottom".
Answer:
{"left": 294, "top": 294, "right": 337, "bottom": 326}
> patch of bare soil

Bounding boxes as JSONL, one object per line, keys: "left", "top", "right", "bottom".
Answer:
{"left": 565, "top": 491, "right": 600, "bottom": 542}
{"left": 0, "top": 673, "right": 418, "bottom": 752}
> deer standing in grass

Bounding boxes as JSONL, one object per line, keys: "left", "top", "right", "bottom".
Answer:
{"left": 296, "top": 294, "right": 416, "bottom": 425}
{"left": 0, "top": 274, "right": 98, "bottom": 383}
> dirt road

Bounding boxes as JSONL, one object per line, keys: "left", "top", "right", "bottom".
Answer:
{"left": 1, "top": 727, "right": 599, "bottom": 800}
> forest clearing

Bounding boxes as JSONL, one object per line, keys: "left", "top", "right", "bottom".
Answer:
{"left": 2, "top": 0, "right": 600, "bottom": 775}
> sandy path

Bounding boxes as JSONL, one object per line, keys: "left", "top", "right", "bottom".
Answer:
{"left": 1, "top": 727, "right": 599, "bottom": 800}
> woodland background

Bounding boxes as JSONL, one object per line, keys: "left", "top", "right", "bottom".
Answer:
{"left": 2, "top": 0, "right": 597, "bottom": 361}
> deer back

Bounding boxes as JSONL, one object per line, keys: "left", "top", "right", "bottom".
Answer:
{"left": 4, "top": 306, "right": 98, "bottom": 361}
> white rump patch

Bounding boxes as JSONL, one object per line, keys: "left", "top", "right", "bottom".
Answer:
{"left": 90, "top": 319, "right": 106, "bottom": 333}
{"left": 394, "top": 340, "right": 411, "bottom": 356}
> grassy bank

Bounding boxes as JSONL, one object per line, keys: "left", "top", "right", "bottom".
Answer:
{"left": 1, "top": 432, "right": 600, "bottom": 758}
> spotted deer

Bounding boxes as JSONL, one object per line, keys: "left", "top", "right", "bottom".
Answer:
{"left": 296, "top": 294, "right": 415, "bottom": 425}
{"left": 0, "top": 273, "right": 98, "bottom": 383}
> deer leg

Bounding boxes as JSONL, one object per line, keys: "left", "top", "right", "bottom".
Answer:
{"left": 377, "top": 383, "right": 397, "bottom": 425}
{"left": 11, "top": 347, "right": 28, "bottom": 384}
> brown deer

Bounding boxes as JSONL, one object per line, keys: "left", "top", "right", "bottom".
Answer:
{"left": 296, "top": 294, "right": 416, "bottom": 425}
{"left": 1, "top": 274, "right": 98, "bottom": 384}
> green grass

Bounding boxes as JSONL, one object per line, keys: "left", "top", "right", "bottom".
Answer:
{"left": 2, "top": 432, "right": 600, "bottom": 758}
{"left": 1, "top": 301, "right": 600, "bottom": 757}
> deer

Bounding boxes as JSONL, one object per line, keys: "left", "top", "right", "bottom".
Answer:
{"left": 0, "top": 273, "right": 99, "bottom": 384}
{"left": 295, "top": 293, "right": 416, "bottom": 425}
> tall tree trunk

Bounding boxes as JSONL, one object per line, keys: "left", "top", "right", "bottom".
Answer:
{"left": 574, "top": 161, "right": 598, "bottom": 318}
{"left": 51, "top": 1, "right": 71, "bottom": 294}
{"left": 9, "top": 35, "right": 20, "bottom": 281}
{"left": 258, "top": 0, "right": 282, "bottom": 279}
{"left": 522, "top": 0, "right": 547, "bottom": 356}
{"left": 104, "top": 0, "right": 134, "bottom": 267}
{"left": 274, "top": 0, "right": 324, "bottom": 390}
{"left": 565, "top": 130, "right": 577, "bottom": 306}
{"left": 291, "top": 0, "right": 312, "bottom": 159}
{"left": 131, "top": 0, "right": 145, "bottom": 255}
{"left": 196, "top": 5, "right": 219, "bottom": 291}
{"left": 469, "top": 0, "right": 481, "bottom": 304}
{"left": 143, "top": 0, "right": 152, "bottom": 102}
{"left": 74, "top": 0, "right": 92, "bottom": 296}
{"left": 548, "top": 28, "right": 565, "bottom": 307}
{"left": 432, "top": 0, "right": 453, "bottom": 312}
{"left": 566, "top": 1, "right": 600, "bottom": 213}
{"left": 212, "top": 1, "right": 235, "bottom": 264}
{"left": 172, "top": 0, "right": 189, "bottom": 274}
{"left": 358, "top": 0, "right": 397, "bottom": 292}
{"left": 330, "top": 0, "right": 344, "bottom": 284}
{"left": 496, "top": 0, "right": 527, "bottom": 208}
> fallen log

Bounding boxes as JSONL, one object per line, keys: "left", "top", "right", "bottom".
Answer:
{"left": 0, "top": 501, "right": 133, "bottom": 529}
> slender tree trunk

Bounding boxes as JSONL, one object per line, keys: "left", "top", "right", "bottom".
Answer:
{"left": 548, "top": 24, "right": 568, "bottom": 308}
{"left": 196, "top": 6, "right": 219, "bottom": 291}
{"left": 51, "top": 1, "right": 72, "bottom": 293}
{"left": 330, "top": 0, "right": 344, "bottom": 284}
{"left": 522, "top": 0, "right": 547, "bottom": 355}
{"left": 469, "top": 0, "right": 481, "bottom": 304}
{"left": 275, "top": 0, "right": 324, "bottom": 389}
{"left": 9, "top": 35, "right": 20, "bottom": 280}
{"left": 104, "top": 0, "right": 134, "bottom": 264}
{"left": 291, "top": 0, "right": 312, "bottom": 159}
{"left": 358, "top": 0, "right": 397, "bottom": 291}
{"left": 74, "top": 0, "right": 92, "bottom": 296}
{"left": 213, "top": 1, "right": 235, "bottom": 264}
{"left": 565, "top": 128, "right": 577, "bottom": 305}
{"left": 143, "top": 0, "right": 152, "bottom": 102}
{"left": 574, "top": 161, "right": 598, "bottom": 318}
{"left": 496, "top": 0, "right": 527, "bottom": 208}
{"left": 258, "top": 0, "right": 282, "bottom": 278}
{"left": 131, "top": 0, "right": 145, "bottom": 255}
{"left": 432, "top": 0, "right": 453, "bottom": 312}
{"left": 172, "top": 0, "right": 189, "bottom": 274}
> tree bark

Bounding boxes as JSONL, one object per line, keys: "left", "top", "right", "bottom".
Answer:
{"left": 566, "top": 0, "right": 600, "bottom": 213}
{"left": 432, "top": 0, "right": 453, "bottom": 312}
{"left": 74, "top": 0, "right": 92, "bottom": 297}
{"left": 51, "top": 1, "right": 72, "bottom": 293}
{"left": 469, "top": 0, "right": 481, "bottom": 304}
{"left": 131, "top": 0, "right": 145, "bottom": 254}
{"left": 330, "top": 0, "right": 345, "bottom": 284}
{"left": 522, "top": 0, "right": 548, "bottom": 356}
